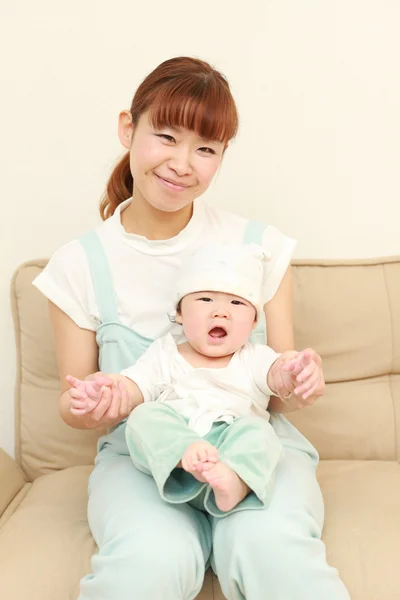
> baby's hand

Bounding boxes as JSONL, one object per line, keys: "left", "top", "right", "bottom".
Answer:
{"left": 282, "top": 348, "right": 324, "bottom": 401}
{"left": 66, "top": 374, "right": 113, "bottom": 415}
{"left": 267, "top": 350, "right": 297, "bottom": 399}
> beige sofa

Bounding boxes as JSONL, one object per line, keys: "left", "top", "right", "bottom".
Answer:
{"left": 1, "top": 256, "right": 400, "bottom": 600}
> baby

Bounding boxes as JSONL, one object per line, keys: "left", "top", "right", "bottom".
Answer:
{"left": 67, "top": 243, "right": 318, "bottom": 517}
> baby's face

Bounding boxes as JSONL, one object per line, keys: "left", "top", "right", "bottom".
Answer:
{"left": 176, "top": 291, "right": 257, "bottom": 358}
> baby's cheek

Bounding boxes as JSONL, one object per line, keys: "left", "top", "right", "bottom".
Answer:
{"left": 182, "top": 318, "right": 202, "bottom": 340}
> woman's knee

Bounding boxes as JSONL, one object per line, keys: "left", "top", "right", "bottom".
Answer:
{"left": 82, "top": 525, "right": 207, "bottom": 599}
{"left": 213, "top": 509, "right": 350, "bottom": 600}
{"left": 215, "top": 509, "right": 322, "bottom": 577}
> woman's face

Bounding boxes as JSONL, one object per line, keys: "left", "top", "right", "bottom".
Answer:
{"left": 118, "top": 111, "right": 225, "bottom": 213}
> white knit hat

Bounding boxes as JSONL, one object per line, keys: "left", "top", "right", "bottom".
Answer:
{"left": 175, "top": 243, "right": 271, "bottom": 320}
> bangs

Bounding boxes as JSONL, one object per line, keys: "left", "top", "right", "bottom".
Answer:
{"left": 147, "top": 77, "right": 238, "bottom": 145}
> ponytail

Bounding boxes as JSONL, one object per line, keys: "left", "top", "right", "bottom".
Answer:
{"left": 99, "top": 152, "right": 133, "bottom": 220}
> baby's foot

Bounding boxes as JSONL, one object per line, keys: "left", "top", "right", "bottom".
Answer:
{"left": 181, "top": 441, "right": 219, "bottom": 483}
{"left": 203, "top": 462, "right": 250, "bottom": 512}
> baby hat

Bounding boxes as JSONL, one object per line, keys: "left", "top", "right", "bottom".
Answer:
{"left": 175, "top": 243, "right": 271, "bottom": 320}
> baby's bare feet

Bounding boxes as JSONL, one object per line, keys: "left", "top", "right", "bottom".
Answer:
{"left": 181, "top": 441, "right": 219, "bottom": 483}
{"left": 203, "top": 462, "right": 250, "bottom": 512}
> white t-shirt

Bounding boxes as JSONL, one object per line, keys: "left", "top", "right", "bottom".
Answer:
{"left": 33, "top": 198, "right": 296, "bottom": 343}
{"left": 122, "top": 333, "right": 279, "bottom": 436}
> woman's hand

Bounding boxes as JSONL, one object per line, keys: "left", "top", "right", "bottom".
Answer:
{"left": 63, "top": 371, "right": 134, "bottom": 429}
{"left": 268, "top": 348, "right": 325, "bottom": 410}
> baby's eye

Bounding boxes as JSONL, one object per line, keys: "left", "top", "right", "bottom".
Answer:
{"left": 231, "top": 300, "right": 245, "bottom": 306}
{"left": 198, "top": 297, "right": 212, "bottom": 302}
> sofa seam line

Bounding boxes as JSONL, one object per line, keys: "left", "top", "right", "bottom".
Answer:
{"left": 382, "top": 263, "right": 397, "bottom": 462}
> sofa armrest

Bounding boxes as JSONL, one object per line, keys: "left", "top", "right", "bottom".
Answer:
{"left": 0, "top": 448, "right": 26, "bottom": 516}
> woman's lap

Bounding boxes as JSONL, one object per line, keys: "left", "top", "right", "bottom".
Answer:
{"left": 211, "top": 450, "right": 350, "bottom": 599}
{"left": 79, "top": 423, "right": 349, "bottom": 600}
{"left": 79, "top": 446, "right": 211, "bottom": 600}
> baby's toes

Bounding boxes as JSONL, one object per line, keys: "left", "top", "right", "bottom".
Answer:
{"left": 199, "top": 460, "right": 217, "bottom": 473}
{"left": 196, "top": 446, "right": 209, "bottom": 463}
{"left": 206, "top": 447, "right": 219, "bottom": 463}
{"left": 182, "top": 453, "right": 195, "bottom": 472}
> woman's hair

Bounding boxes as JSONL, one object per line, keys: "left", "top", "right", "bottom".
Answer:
{"left": 100, "top": 56, "right": 239, "bottom": 220}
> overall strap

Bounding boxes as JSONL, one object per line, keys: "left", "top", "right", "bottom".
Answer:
{"left": 79, "top": 231, "right": 120, "bottom": 323}
{"left": 244, "top": 220, "right": 268, "bottom": 345}
{"left": 243, "top": 220, "right": 267, "bottom": 246}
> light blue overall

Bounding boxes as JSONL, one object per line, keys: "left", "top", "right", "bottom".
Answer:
{"left": 78, "top": 222, "right": 350, "bottom": 600}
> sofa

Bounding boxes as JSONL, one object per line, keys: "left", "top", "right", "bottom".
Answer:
{"left": 1, "top": 255, "right": 400, "bottom": 600}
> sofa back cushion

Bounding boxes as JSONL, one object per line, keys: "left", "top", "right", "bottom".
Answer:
{"left": 12, "top": 261, "right": 103, "bottom": 480}
{"left": 11, "top": 257, "right": 400, "bottom": 480}
{"left": 288, "top": 258, "right": 400, "bottom": 463}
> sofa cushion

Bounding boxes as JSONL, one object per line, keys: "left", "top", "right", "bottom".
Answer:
{"left": 0, "top": 449, "right": 26, "bottom": 520}
{"left": 317, "top": 459, "right": 400, "bottom": 600}
{"left": 288, "top": 374, "right": 398, "bottom": 460}
{"left": 0, "top": 465, "right": 214, "bottom": 600}
{"left": 289, "top": 258, "right": 400, "bottom": 461}
{"left": 0, "top": 461, "right": 398, "bottom": 600}
{"left": 0, "top": 466, "right": 94, "bottom": 599}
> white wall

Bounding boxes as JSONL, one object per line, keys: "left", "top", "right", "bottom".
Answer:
{"left": 1, "top": 1, "right": 399, "bottom": 456}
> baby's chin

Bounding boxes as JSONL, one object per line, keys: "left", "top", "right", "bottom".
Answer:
{"left": 192, "top": 338, "right": 242, "bottom": 358}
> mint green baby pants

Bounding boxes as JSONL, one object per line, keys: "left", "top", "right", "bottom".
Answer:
{"left": 125, "top": 402, "right": 283, "bottom": 517}
{"left": 77, "top": 226, "right": 350, "bottom": 600}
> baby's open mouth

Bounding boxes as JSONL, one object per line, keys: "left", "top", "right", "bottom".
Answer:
{"left": 208, "top": 327, "right": 227, "bottom": 338}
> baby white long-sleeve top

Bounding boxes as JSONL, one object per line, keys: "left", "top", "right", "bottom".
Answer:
{"left": 121, "top": 333, "right": 280, "bottom": 436}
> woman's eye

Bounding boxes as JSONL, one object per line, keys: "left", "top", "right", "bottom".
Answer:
{"left": 199, "top": 147, "right": 216, "bottom": 155}
{"left": 157, "top": 134, "right": 175, "bottom": 143}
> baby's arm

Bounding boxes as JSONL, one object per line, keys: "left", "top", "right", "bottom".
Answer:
{"left": 66, "top": 373, "right": 144, "bottom": 416}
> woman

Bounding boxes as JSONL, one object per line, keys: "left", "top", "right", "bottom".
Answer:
{"left": 34, "top": 56, "right": 349, "bottom": 600}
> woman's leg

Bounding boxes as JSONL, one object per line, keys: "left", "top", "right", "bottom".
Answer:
{"left": 78, "top": 443, "right": 211, "bottom": 600}
{"left": 211, "top": 448, "right": 350, "bottom": 600}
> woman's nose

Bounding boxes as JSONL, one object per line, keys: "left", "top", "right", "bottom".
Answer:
{"left": 167, "top": 149, "right": 192, "bottom": 176}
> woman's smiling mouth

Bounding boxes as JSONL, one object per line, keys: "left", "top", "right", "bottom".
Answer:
{"left": 155, "top": 173, "right": 190, "bottom": 192}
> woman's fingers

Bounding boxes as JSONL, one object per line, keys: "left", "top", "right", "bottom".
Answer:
{"left": 294, "top": 372, "right": 320, "bottom": 398}
{"left": 296, "top": 360, "right": 316, "bottom": 383}
{"left": 302, "top": 381, "right": 320, "bottom": 400}
{"left": 86, "top": 385, "right": 112, "bottom": 423}
{"left": 70, "top": 407, "right": 88, "bottom": 415}
{"left": 118, "top": 381, "right": 132, "bottom": 418}
{"left": 103, "top": 383, "right": 121, "bottom": 423}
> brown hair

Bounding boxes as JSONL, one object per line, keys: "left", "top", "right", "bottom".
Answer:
{"left": 100, "top": 56, "right": 239, "bottom": 220}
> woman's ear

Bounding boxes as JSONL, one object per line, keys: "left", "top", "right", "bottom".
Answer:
{"left": 118, "top": 110, "right": 134, "bottom": 149}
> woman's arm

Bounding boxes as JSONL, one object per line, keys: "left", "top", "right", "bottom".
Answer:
{"left": 49, "top": 301, "right": 131, "bottom": 429}
{"left": 264, "top": 267, "right": 325, "bottom": 412}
